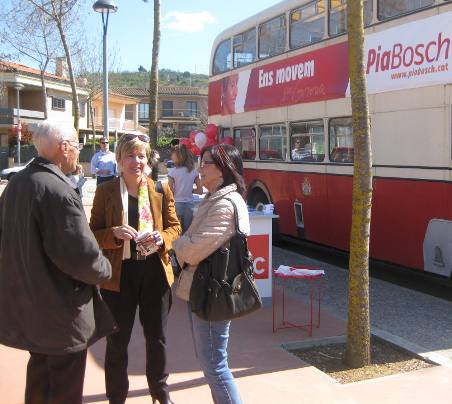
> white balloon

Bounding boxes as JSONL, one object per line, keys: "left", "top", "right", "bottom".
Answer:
{"left": 194, "top": 132, "right": 207, "bottom": 149}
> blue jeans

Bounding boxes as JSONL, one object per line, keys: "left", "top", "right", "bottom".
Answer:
{"left": 187, "top": 305, "right": 242, "bottom": 404}
{"left": 175, "top": 201, "right": 194, "bottom": 233}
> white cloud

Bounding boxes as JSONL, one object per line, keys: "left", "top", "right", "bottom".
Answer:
{"left": 162, "top": 11, "right": 215, "bottom": 33}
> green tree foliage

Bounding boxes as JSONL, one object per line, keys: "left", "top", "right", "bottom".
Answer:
{"left": 105, "top": 68, "right": 208, "bottom": 89}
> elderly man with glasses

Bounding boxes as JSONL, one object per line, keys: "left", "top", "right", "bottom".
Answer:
{"left": 91, "top": 137, "right": 117, "bottom": 185}
{"left": 0, "top": 120, "right": 117, "bottom": 404}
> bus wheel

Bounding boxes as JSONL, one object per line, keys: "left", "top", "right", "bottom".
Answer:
{"left": 248, "top": 189, "right": 269, "bottom": 208}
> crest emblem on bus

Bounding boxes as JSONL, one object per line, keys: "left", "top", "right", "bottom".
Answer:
{"left": 302, "top": 178, "right": 312, "bottom": 196}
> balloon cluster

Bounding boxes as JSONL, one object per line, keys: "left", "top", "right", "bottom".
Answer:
{"left": 179, "top": 124, "right": 234, "bottom": 156}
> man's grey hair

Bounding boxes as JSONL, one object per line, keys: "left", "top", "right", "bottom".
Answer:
{"left": 33, "top": 120, "right": 76, "bottom": 154}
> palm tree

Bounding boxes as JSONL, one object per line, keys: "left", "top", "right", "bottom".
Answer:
{"left": 143, "top": 0, "right": 160, "bottom": 148}
{"left": 345, "top": 0, "right": 372, "bottom": 368}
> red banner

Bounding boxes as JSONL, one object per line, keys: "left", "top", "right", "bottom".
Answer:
{"left": 208, "top": 42, "right": 349, "bottom": 116}
{"left": 248, "top": 234, "right": 269, "bottom": 279}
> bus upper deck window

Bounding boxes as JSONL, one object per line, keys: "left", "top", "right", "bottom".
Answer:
{"left": 378, "top": 0, "right": 434, "bottom": 20}
{"left": 329, "top": 0, "right": 372, "bottom": 36}
{"left": 233, "top": 28, "right": 256, "bottom": 68}
{"left": 213, "top": 39, "right": 232, "bottom": 75}
{"left": 290, "top": 0, "right": 326, "bottom": 49}
{"left": 259, "top": 15, "right": 286, "bottom": 59}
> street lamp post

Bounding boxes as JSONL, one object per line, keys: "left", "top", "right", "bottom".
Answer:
{"left": 13, "top": 83, "right": 24, "bottom": 165}
{"left": 93, "top": 0, "right": 118, "bottom": 141}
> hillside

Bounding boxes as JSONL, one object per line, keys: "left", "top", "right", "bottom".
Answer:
{"left": 108, "top": 67, "right": 208, "bottom": 89}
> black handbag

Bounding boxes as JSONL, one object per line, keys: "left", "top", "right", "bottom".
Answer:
{"left": 189, "top": 197, "right": 262, "bottom": 321}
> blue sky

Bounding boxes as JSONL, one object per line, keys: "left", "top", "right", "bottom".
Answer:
{"left": 86, "top": 0, "right": 282, "bottom": 75}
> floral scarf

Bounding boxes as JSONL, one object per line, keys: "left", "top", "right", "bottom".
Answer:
{"left": 120, "top": 175, "right": 154, "bottom": 260}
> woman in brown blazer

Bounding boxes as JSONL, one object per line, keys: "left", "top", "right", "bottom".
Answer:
{"left": 90, "top": 133, "right": 181, "bottom": 404}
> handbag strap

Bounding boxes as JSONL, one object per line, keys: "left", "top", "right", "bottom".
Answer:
{"left": 224, "top": 196, "right": 252, "bottom": 257}
{"left": 224, "top": 197, "right": 246, "bottom": 237}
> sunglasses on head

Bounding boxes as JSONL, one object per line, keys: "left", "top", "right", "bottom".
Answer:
{"left": 124, "top": 133, "right": 150, "bottom": 143}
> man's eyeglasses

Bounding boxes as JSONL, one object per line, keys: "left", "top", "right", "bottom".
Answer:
{"left": 65, "top": 140, "right": 84, "bottom": 151}
{"left": 100, "top": 141, "right": 109, "bottom": 145}
{"left": 124, "top": 133, "right": 150, "bottom": 143}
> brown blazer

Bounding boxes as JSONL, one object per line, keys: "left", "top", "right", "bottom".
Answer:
{"left": 89, "top": 177, "right": 181, "bottom": 292}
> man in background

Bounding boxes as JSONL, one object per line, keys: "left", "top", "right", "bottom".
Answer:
{"left": 91, "top": 137, "right": 117, "bottom": 185}
{"left": 0, "top": 120, "right": 116, "bottom": 404}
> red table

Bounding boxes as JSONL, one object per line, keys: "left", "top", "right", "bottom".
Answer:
{"left": 272, "top": 266, "right": 324, "bottom": 336}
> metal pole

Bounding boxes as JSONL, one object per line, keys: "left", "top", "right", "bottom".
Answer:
{"left": 102, "top": 11, "right": 109, "bottom": 140}
{"left": 15, "top": 86, "right": 21, "bottom": 165}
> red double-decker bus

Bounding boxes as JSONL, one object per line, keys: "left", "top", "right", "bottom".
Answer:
{"left": 208, "top": 0, "right": 452, "bottom": 277}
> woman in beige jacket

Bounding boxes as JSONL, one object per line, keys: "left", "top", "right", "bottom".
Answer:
{"left": 173, "top": 144, "right": 249, "bottom": 404}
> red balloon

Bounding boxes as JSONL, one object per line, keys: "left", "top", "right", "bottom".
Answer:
{"left": 204, "top": 137, "right": 216, "bottom": 148}
{"left": 191, "top": 144, "right": 201, "bottom": 156}
{"left": 221, "top": 136, "right": 234, "bottom": 145}
{"left": 205, "top": 124, "right": 218, "bottom": 139}
{"left": 179, "top": 137, "right": 191, "bottom": 146}
{"left": 189, "top": 130, "right": 199, "bottom": 143}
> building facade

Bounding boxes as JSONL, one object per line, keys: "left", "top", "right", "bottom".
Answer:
{"left": 110, "top": 86, "right": 208, "bottom": 137}
{"left": 89, "top": 91, "right": 144, "bottom": 135}
{"left": 0, "top": 60, "right": 89, "bottom": 149}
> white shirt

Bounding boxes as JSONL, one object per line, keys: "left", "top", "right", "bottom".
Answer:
{"left": 168, "top": 166, "right": 199, "bottom": 202}
{"left": 90, "top": 150, "right": 117, "bottom": 177}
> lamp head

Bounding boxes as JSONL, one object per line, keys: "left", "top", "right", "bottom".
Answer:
{"left": 12, "top": 83, "right": 25, "bottom": 91}
{"left": 93, "top": 0, "right": 118, "bottom": 13}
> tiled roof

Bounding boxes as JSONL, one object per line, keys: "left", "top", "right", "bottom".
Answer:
{"left": 110, "top": 85, "right": 207, "bottom": 97}
{"left": 0, "top": 60, "right": 70, "bottom": 82}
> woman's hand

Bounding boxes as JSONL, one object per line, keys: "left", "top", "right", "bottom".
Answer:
{"left": 139, "top": 230, "right": 164, "bottom": 247}
{"left": 112, "top": 224, "right": 138, "bottom": 240}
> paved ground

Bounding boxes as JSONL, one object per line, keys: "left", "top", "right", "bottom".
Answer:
{"left": 273, "top": 247, "right": 452, "bottom": 364}
{"left": 2, "top": 177, "right": 452, "bottom": 403}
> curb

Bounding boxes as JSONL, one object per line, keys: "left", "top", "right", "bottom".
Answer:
{"left": 280, "top": 329, "right": 452, "bottom": 368}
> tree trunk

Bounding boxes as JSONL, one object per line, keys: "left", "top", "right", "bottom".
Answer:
{"left": 56, "top": 19, "right": 79, "bottom": 133}
{"left": 148, "top": 0, "right": 160, "bottom": 148}
{"left": 39, "top": 59, "right": 49, "bottom": 120}
{"left": 345, "top": 0, "right": 372, "bottom": 368}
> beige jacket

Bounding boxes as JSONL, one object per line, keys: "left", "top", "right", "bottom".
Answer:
{"left": 172, "top": 184, "right": 250, "bottom": 301}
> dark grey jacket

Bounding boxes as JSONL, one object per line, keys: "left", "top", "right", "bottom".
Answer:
{"left": 0, "top": 157, "right": 116, "bottom": 354}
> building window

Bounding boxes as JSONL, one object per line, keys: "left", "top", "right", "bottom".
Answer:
{"left": 162, "top": 101, "right": 173, "bottom": 117}
{"left": 259, "top": 124, "right": 287, "bottom": 160}
{"left": 186, "top": 101, "right": 198, "bottom": 117}
{"left": 179, "top": 124, "right": 197, "bottom": 138}
{"left": 213, "top": 38, "right": 232, "bottom": 75}
{"left": 259, "top": 14, "right": 286, "bottom": 59}
{"left": 233, "top": 27, "right": 256, "bottom": 68}
{"left": 290, "top": 0, "right": 325, "bottom": 49}
{"left": 52, "top": 96, "right": 65, "bottom": 111}
{"left": 79, "top": 101, "right": 86, "bottom": 118}
{"left": 139, "top": 103, "right": 149, "bottom": 120}
{"left": 329, "top": 117, "right": 354, "bottom": 163}
{"left": 290, "top": 120, "right": 325, "bottom": 162}
{"left": 125, "top": 104, "right": 134, "bottom": 120}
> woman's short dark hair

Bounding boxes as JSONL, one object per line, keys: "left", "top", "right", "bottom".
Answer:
{"left": 201, "top": 144, "right": 246, "bottom": 198}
